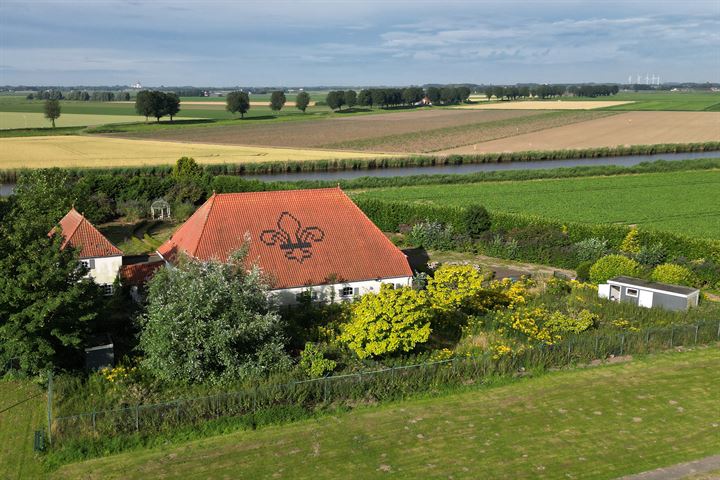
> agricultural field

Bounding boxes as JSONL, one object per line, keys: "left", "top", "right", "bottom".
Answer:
{"left": 353, "top": 169, "right": 720, "bottom": 238}
{"left": 601, "top": 92, "right": 720, "bottom": 111}
{"left": 454, "top": 100, "right": 634, "bottom": 110}
{"left": 439, "top": 111, "right": 720, "bottom": 155}
{"left": 0, "top": 380, "right": 46, "bottom": 480}
{"left": 117, "top": 109, "right": 611, "bottom": 153}
{"left": 0, "top": 112, "right": 147, "bottom": 130}
{"left": 0, "top": 136, "right": 394, "bottom": 169}
{"left": 52, "top": 348, "right": 720, "bottom": 479}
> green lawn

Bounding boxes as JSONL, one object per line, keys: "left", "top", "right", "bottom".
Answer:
{"left": 53, "top": 347, "right": 720, "bottom": 479}
{"left": 353, "top": 169, "right": 720, "bottom": 238}
{"left": 0, "top": 380, "right": 46, "bottom": 480}
{"left": 598, "top": 92, "right": 720, "bottom": 111}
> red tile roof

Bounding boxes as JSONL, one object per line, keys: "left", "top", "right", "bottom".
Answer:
{"left": 120, "top": 260, "right": 163, "bottom": 286}
{"left": 157, "top": 188, "right": 412, "bottom": 289}
{"left": 54, "top": 208, "right": 123, "bottom": 259}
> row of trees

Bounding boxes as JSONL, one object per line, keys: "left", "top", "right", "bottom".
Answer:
{"left": 225, "top": 90, "right": 312, "bottom": 118}
{"left": 134, "top": 90, "right": 181, "bottom": 122}
{"left": 65, "top": 91, "right": 131, "bottom": 101}
{"left": 484, "top": 84, "right": 619, "bottom": 100}
{"left": 568, "top": 84, "right": 620, "bottom": 97}
{"left": 27, "top": 89, "right": 64, "bottom": 100}
{"left": 325, "top": 86, "right": 472, "bottom": 111}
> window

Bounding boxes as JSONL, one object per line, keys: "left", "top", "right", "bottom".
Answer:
{"left": 340, "top": 286, "right": 354, "bottom": 297}
{"left": 102, "top": 284, "right": 114, "bottom": 296}
{"left": 80, "top": 259, "right": 94, "bottom": 270}
{"left": 395, "top": 283, "right": 404, "bottom": 289}
{"left": 626, "top": 288, "right": 639, "bottom": 298}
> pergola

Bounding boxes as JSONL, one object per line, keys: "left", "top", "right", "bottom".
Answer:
{"left": 150, "top": 198, "right": 171, "bottom": 220}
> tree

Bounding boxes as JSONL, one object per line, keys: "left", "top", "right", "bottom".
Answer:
{"left": 138, "top": 251, "right": 290, "bottom": 384}
{"left": 357, "top": 89, "right": 373, "bottom": 107}
{"left": 163, "top": 92, "right": 181, "bottom": 122}
{"left": 325, "top": 90, "right": 344, "bottom": 111}
{"left": 371, "top": 89, "right": 387, "bottom": 108}
{"left": 426, "top": 86, "right": 441, "bottom": 104}
{"left": 148, "top": 91, "right": 168, "bottom": 123}
{"left": 295, "top": 91, "right": 311, "bottom": 113}
{"left": 0, "top": 169, "right": 101, "bottom": 374}
{"left": 457, "top": 86, "right": 472, "bottom": 103}
{"left": 620, "top": 227, "right": 641, "bottom": 254}
{"left": 135, "top": 90, "right": 153, "bottom": 122}
{"left": 461, "top": 204, "right": 491, "bottom": 238}
{"left": 340, "top": 284, "right": 432, "bottom": 359}
{"left": 344, "top": 90, "right": 357, "bottom": 109}
{"left": 226, "top": 91, "right": 250, "bottom": 118}
{"left": 43, "top": 99, "right": 61, "bottom": 127}
{"left": 589, "top": 255, "right": 641, "bottom": 283}
{"left": 168, "top": 157, "right": 207, "bottom": 204}
{"left": 270, "top": 91, "right": 286, "bottom": 111}
{"left": 426, "top": 265, "right": 494, "bottom": 315}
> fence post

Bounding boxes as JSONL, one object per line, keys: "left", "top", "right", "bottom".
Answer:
{"left": 323, "top": 378, "right": 328, "bottom": 404}
{"left": 670, "top": 326, "right": 674, "bottom": 348}
{"left": 594, "top": 336, "right": 599, "bottom": 357}
{"left": 92, "top": 411, "right": 96, "bottom": 432}
{"left": 645, "top": 329, "right": 650, "bottom": 350}
{"left": 46, "top": 370, "right": 53, "bottom": 445}
{"left": 620, "top": 335, "right": 625, "bottom": 356}
{"left": 716, "top": 320, "right": 720, "bottom": 339}
{"left": 694, "top": 324, "right": 699, "bottom": 345}
{"left": 135, "top": 404, "right": 139, "bottom": 432}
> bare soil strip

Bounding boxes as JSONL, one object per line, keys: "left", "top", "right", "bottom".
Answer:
{"left": 118, "top": 109, "right": 543, "bottom": 149}
{"left": 454, "top": 100, "right": 635, "bottom": 110}
{"left": 438, "top": 111, "right": 720, "bottom": 154}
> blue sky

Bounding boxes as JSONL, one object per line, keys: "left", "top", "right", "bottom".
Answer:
{"left": 1, "top": 0, "right": 718, "bottom": 86}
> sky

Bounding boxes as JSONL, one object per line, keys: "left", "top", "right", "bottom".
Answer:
{"left": 1, "top": 0, "right": 719, "bottom": 87}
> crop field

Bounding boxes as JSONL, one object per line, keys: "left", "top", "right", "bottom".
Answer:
{"left": 0, "top": 136, "right": 394, "bottom": 169}
{"left": 454, "top": 100, "right": 634, "bottom": 110}
{"left": 0, "top": 380, "right": 46, "bottom": 480}
{"left": 52, "top": 348, "right": 720, "bottom": 479}
{"left": 118, "top": 109, "right": 613, "bottom": 153}
{"left": 602, "top": 92, "right": 720, "bottom": 111}
{"left": 0, "top": 112, "right": 147, "bottom": 130}
{"left": 439, "top": 111, "right": 720, "bottom": 155}
{"left": 353, "top": 169, "right": 720, "bottom": 238}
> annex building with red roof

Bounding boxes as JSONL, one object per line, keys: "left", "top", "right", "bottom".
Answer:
{"left": 54, "top": 208, "right": 124, "bottom": 294}
{"left": 157, "top": 188, "right": 413, "bottom": 305}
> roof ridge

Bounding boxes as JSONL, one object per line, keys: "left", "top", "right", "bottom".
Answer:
{"left": 192, "top": 192, "right": 216, "bottom": 257}
{"left": 61, "top": 208, "right": 85, "bottom": 250}
{"left": 214, "top": 187, "right": 341, "bottom": 198}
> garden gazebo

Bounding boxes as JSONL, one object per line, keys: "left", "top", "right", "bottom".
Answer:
{"left": 150, "top": 198, "right": 171, "bottom": 220}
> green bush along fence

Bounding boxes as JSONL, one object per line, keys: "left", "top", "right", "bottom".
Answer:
{"left": 50, "top": 320, "right": 719, "bottom": 445}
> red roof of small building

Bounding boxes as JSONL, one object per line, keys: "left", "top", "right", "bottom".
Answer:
{"left": 54, "top": 208, "right": 123, "bottom": 259}
{"left": 157, "top": 188, "right": 412, "bottom": 289}
{"left": 120, "top": 260, "right": 163, "bottom": 286}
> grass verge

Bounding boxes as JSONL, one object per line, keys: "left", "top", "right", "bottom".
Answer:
{"left": 51, "top": 347, "right": 720, "bottom": 479}
{"left": 0, "top": 379, "right": 46, "bottom": 480}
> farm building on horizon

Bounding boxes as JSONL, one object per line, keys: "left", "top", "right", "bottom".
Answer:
{"left": 156, "top": 187, "right": 414, "bottom": 305}
{"left": 598, "top": 276, "right": 700, "bottom": 311}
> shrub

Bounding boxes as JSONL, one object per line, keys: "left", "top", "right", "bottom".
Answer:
{"left": 340, "top": 284, "right": 432, "bottom": 359}
{"left": 171, "top": 201, "right": 196, "bottom": 221}
{"left": 116, "top": 199, "right": 147, "bottom": 222}
{"left": 575, "top": 260, "right": 594, "bottom": 282}
{"left": 298, "top": 342, "right": 337, "bottom": 378}
{"left": 650, "top": 263, "right": 695, "bottom": 286}
{"left": 589, "top": 254, "right": 641, "bottom": 283}
{"left": 426, "top": 264, "right": 493, "bottom": 314}
{"left": 408, "top": 221, "right": 456, "bottom": 250}
{"left": 620, "top": 227, "right": 641, "bottom": 254}
{"left": 635, "top": 243, "right": 667, "bottom": 267}
{"left": 461, "top": 204, "right": 491, "bottom": 238}
{"left": 573, "top": 237, "right": 608, "bottom": 262}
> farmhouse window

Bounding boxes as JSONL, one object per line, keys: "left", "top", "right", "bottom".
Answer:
{"left": 102, "top": 284, "right": 114, "bottom": 296}
{"left": 340, "top": 286, "right": 354, "bottom": 297}
{"left": 81, "top": 259, "right": 95, "bottom": 270}
{"left": 626, "top": 288, "right": 639, "bottom": 297}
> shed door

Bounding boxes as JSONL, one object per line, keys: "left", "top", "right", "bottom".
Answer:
{"left": 638, "top": 290, "right": 653, "bottom": 308}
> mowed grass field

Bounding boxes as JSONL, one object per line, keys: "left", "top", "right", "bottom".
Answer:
{"left": 453, "top": 100, "right": 634, "bottom": 110}
{"left": 439, "top": 111, "right": 720, "bottom": 155}
{"left": 353, "top": 169, "right": 720, "bottom": 238}
{"left": 53, "top": 348, "right": 720, "bottom": 480}
{"left": 0, "top": 135, "right": 394, "bottom": 169}
{"left": 0, "top": 380, "right": 46, "bottom": 480}
{"left": 0, "top": 112, "right": 147, "bottom": 129}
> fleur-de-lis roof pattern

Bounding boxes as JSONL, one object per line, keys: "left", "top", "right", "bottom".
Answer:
{"left": 52, "top": 208, "right": 123, "bottom": 259}
{"left": 157, "top": 188, "right": 412, "bottom": 289}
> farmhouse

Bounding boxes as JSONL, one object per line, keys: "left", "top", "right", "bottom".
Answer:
{"left": 157, "top": 188, "right": 413, "bottom": 305}
{"left": 54, "top": 208, "right": 123, "bottom": 295}
{"left": 598, "top": 276, "right": 700, "bottom": 311}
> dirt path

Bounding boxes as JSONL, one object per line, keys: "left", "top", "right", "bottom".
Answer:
{"left": 426, "top": 250, "right": 576, "bottom": 279}
{"left": 617, "top": 455, "right": 720, "bottom": 480}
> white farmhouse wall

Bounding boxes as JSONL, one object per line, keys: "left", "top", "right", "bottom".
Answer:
{"left": 86, "top": 255, "right": 123, "bottom": 285}
{"left": 270, "top": 276, "right": 413, "bottom": 306}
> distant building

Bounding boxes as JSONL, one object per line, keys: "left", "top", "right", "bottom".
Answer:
{"left": 157, "top": 188, "right": 414, "bottom": 305}
{"left": 598, "top": 276, "right": 700, "bottom": 311}
{"left": 53, "top": 208, "right": 123, "bottom": 295}
{"left": 131, "top": 81, "right": 143, "bottom": 89}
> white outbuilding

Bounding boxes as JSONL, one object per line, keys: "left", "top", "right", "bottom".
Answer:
{"left": 598, "top": 276, "right": 700, "bottom": 311}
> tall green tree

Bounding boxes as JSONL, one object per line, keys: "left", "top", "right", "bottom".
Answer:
{"left": 135, "top": 90, "right": 153, "bottom": 122}
{"left": 43, "top": 99, "right": 61, "bottom": 127}
{"left": 226, "top": 91, "right": 251, "bottom": 118}
{"left": 325, "top": 90, "right": 344, "bottom": 111}
{"left": 138, "top": 251, "right": 290, "bottom": 384}
{"left": 163, "top": 92, "right": 181, "bottom": 122}
{"left": 295, "top": 91, "right": 311, "bottom": 113}
{"left": 344, "top": 90, "right": 357, "bottom": 109}
{"left": 270, "top": 91, "right": 286, "bottom": 111}
{"left": 426, "top": 87, "right": 441, "bottom": 104}
{"left": 0, "top": 169, "right": 101, "bottom": 374}
{"left": 357, "top": 89, "right": 373, "bottom": 107}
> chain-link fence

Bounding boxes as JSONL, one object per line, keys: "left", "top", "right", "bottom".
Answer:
{"left": 51, "top": 320, "right": 719, "bottom": 444}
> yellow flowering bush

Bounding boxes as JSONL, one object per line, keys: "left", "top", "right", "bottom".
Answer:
{"left": 488, "top": 277, "right": 533, "bottom": 308}
{"left": 100, "top": 365, "right": 138, "bottom": 384}
{"left": 426, "top": 265, "right": 492, "bottom": 313}
{"left": 495, "top": 305, "right": 596, "bottom": 345}
{"left": 430, "top": 348, "right": 455, "bottom": 362}
{"left": 490, "top": 343, "right": 513, "bottom": 360}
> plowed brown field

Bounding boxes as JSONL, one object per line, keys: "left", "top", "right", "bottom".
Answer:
{"left": 438, "top": 111, "right": 720, "bottom": 154}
